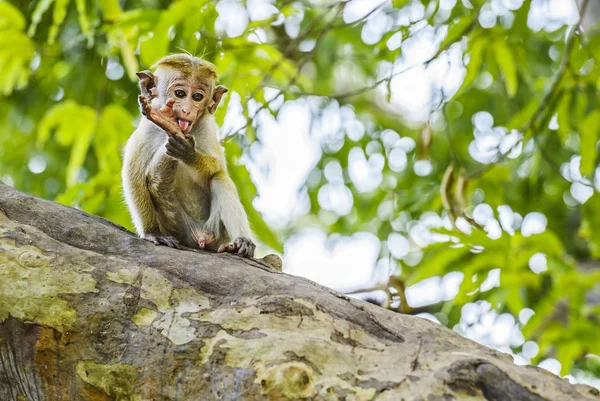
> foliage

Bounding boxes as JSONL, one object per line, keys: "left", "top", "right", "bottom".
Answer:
{"left": 1, "top": 0, "right": 599, "bottom": 382}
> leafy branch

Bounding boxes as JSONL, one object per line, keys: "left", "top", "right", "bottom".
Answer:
{"left": 468, "top": 0, "right": 592, "bottom": 183}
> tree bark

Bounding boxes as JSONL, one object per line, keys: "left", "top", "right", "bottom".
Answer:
{"left": 0, "top": 183, "right": 598, "bottom": 401}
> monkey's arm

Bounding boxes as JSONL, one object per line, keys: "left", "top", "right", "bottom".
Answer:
{"left": 122, "top": 133, "right": 179, "bottom": 248}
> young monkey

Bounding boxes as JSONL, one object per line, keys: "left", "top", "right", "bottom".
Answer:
{"left": 122, "top": 54, "right": 255, "bottom": 257}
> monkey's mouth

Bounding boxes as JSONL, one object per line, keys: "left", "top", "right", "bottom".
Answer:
{"left": 176, "top": 118, "right": 191, "bottom": 132}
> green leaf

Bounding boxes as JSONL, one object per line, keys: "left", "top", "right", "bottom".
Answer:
{"left": 456, "top": 36, "right": 485, "bottom": 97}
{"left": 95, "top": 105, "right": 133, "bottom": 173}
{"left": 556, "top": 91, "right": 573, "bottom": 141}
{"left": 0, "top": 3, "right": 33, "bottom": 96}
{"left": 49, "top": 0, "right": 69, "bottom": 44}
{"left": 36, "top": 101, "right": 97, "bottom": 186}
{"left": 494, "top": 39, "right": 518, "bottom": 98}
{"left": 28, "top": 0, "right": 55, "bottom": 37}
{"left": 119, "top": 39, "right": 139, "bottom": 80}
{"left": 440, "top": 16, "right": 473, "bottom": 51}
{"left": 98, "top": 0, "right": 121, "bottom": 20}
{"left": 224, "top": 141, "right": 283, "bottom": 253}
{"left": 74, "top": 0, "right": 92, "bottom": 45}
{"left": 139, "top": 0, "right": 211, "bottom": 67}
{"left": 392, "top": 0, "right": 410, "bottom": 8}
{"left": 507, "top": 98, "right": 538, "bottom": 130}
{"left": 580, "top": 194, "right": 600, "bottom": 258}
{"left": 406, "top": 243, "right": 470, "bottom": 285}
{"left": 581, "top": 110, "right": 600, "bottom": 176}
{"left": 0, "top": 2, "right": 26, "bottom": 31}
{"left": 66, "top": 109, "right": 96, "bottom": 187}
{"left": 556, "top": 341, "right": 581, "bottom": 375}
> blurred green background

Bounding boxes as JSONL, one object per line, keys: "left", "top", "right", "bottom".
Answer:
{"left": 1, "top": 0, "right": 599, "bottom": 386}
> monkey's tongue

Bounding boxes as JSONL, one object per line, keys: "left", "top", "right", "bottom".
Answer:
{"left": 178, "top": 119, "right": 190, "bottom": 132}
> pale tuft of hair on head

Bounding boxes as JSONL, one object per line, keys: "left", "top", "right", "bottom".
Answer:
{"left": 152, "top": 54, "right": 218, "bottom": 80}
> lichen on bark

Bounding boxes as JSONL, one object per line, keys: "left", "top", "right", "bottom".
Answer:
{"left": 0, "top": 215, "right": 97, "bottom": 332}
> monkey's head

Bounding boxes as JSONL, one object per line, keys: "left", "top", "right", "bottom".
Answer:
{"left": 136, "top": 54, "right": 228, "bottom": 134}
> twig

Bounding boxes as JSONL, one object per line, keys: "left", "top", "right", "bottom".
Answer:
{"left": 223, "top": 2, "right": 346, "bottom": 139}
{"left": 329, "top": 0, "right": 389, "bottom": 29}
{"left": 411, "top": 337, "right": 423, "bottom": 371}
{"left": 283, "top": 5, "right": 483, "bottom": 100}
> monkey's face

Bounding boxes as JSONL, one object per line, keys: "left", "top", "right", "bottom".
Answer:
{"left": 168, "top": 78, "right": 211, "bottom": 133}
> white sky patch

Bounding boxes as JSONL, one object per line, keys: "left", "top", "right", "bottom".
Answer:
{"left": 216, "top": 0, "right": 249, "bottom": 37}
{"left": 343, "top": 0, "right": 387, "bottom": 24}
{"left": 521, "top": 212, "right": 548, "bottom": 237}
{"left": 284, "top": 229, "right": 381, "bottom": 292}
{"left": 528, "top": 253, "right": 548, "bottom": 274}
{"left": 538, "top": 358, "right": 562, "bottom": 376}
{"left": 247, "top": 101, "right": 320, "bottom": 228}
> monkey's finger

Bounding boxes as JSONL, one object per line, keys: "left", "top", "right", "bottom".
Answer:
{"left": 158, "top": 236, "right": 180, "bottom": 249}
{"left": 184, "top": 134, "right": 195, "bottom": 148}
{"left": 165, "top": 144, "right": 184, "bottom": 158}
{"left": 143, "top": 235, "right": 160, "bottom": 245}
{"left": 235, "top": 237, "right": 255, "bottom": 258}
{"left": 242, "top": 242, "right": 255, "bottom": 257}
{"left": 218, "top": 243, "right": 236, "bottom": 253}
{"left": 237, "top": 244, "right": 249, "bottom": 256}
{"left": 161, "top": 98, "right": 176, "bottom": 115}
{"left": 138, "top": 96, "right": 150, "bottom": 115}
{"left": 168, "top": 136, "right": 187, "bottom": 151}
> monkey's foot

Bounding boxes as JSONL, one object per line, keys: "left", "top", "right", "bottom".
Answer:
{"left": 142, "top": 234, "right": 180, "bottom": 249}
{"left": 191, "top": 229, "right": 215, "bottom": 250}
{"left": 218, "top": 237, "right": 256, "bottom": 258}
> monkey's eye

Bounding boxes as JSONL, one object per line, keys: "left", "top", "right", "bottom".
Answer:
{"left": 192, "top": 93, "right": 204, "bottom": 101}
{"left": 174, "top": 89, "right": 186, "bottom": 98}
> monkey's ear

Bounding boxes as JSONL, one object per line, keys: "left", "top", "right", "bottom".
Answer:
{"left": 209, "top": 85, "right": 228, "bottom": 114}
{"left": 136, "top": 70, "right": 157, "bottom": 98}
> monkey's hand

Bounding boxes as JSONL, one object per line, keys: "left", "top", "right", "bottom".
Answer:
{"left": 139, "top": 96, "right": 183, "bottom": 137}
{"left": 166, "top": 132, "right": 198, "bottom": 165}
{"left": 191, "top": 228, "right": 216, "bottom": 250}
{"left": 218, "top": 237, "right": 256, "bottom": 258}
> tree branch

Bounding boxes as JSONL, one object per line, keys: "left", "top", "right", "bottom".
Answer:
{"left": 1, "top": 183, "right": 598, "bottom": 399}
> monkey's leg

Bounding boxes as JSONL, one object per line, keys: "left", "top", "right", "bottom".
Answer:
{"left": 144, "top": 148, "right": 183, "bottom": 249}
